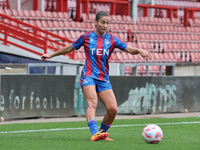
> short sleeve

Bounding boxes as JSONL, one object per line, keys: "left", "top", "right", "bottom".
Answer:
{"left": 72, "top": 34, "right": 86, "bottom": 50}
{"left": 113, "top": 35, "right": 128, "bottom": 51}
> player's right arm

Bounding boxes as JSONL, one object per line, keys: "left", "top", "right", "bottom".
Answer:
{"left": 41, "top": 44, "right": 74, "bottom": 60}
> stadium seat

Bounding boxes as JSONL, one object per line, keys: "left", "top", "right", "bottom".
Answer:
{"left": 58, "top": 30, "right": 66, "bottom": 38}
{"left": 63, "top": 21, "right": 73, "bottom": 31}
{"left": 64, "top": 30, "right": 72, "bottom": 40}
{"left": 63, "top": 12, "right": 72, "bottom": 21}
{"left": 35, "top": 20, "right": 43, "bottom": 28}
{"left": 188, "top": 18, "right": 194, "bottom": 27}
{"left": 47, "top": 20, "right": 57, "bottom": 30}
{"left": 52, "top": 12, "right": 61, "bottom": 21}
{"left": 18, "top": 10, "right": 27, "bottom": 20}
{"left": 70, "top": 30, "right": 78, "bottom": 41}
{"left": 117, "top": 15, "right": 123, "bottom": 23}
{"left": 4, "top": 9, "right": 13, "bottom": 17}
{"left": 57, "top": 21, "right": 68, "bottom": 30}
{"left": 10, "top": 20, "right": 19, "bottom": 27}
{"left": 30, "top": 10, "right": 39, "bottom": 20}
{"left": 88, "top": 14, "right": 95, "bottom": 23}
{"left": 52, "top": 20, "right": 62, "bottom": 30}
{"left": 76, "top": 51, "right": 85, "bottom": 62}
{"left": 41, "top": 20, "right": 51, "bottom": 30}
{"left": 111, "top": 15, "right": 119, "bottom": 24}
{"left": 0, "top": 9, "right": 5, "bottom": 15}
{"left": 171, "top": 18, "right": 182, "bottom": 26}
{"left": 23, "top": 10, "right": 34, "bottom": 20}
{"left": 35, "top": 10, "right": 44, "bottom": 20}
{"left": 11, "top": 9, "right": 21, "bottom": 20}
{"left": 57, "top": 12, "right": 64, "bottom": 20}
{"left": 123, "top": 15, "right": 134, "bottom": 25}
{"left": 82, "top": 13, "right": 88, "bottom": 22}
{"left": 29, "top": 20, "right": 36, "bottom": 26}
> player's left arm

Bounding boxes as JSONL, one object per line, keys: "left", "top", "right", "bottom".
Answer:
{"left": 125, "top": 46, "right": 152, "bottom": 61}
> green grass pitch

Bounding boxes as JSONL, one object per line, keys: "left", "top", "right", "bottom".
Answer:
{"left": 0, "top": 117, "right": 200, "bottom": 150}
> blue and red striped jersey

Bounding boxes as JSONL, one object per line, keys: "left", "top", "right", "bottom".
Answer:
{"left": 72, "top": 31, "right": 128, "bottom": 81}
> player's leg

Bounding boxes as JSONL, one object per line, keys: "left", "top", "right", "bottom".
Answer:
{"left": 97, "top": 89, "right": 117, "bottom": 141}
{"left": 83, "top": 85, "right": 98, "bottom": 121}
{"left": 98, "top": 89, "right": 118, "bottom": 129}
{"left": 81, "top": 78, "right": 109, "bottom": 141}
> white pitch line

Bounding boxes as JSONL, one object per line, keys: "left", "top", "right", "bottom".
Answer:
{"left": 0, "top": 121, "right": 200, "bottom": 134}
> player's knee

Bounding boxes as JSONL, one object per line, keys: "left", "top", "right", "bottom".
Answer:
{"left": 88, "top": 99, "right": 98, "bottom": 110}
{"left": 108, "top": 106, "right": 118, "bottom": 115}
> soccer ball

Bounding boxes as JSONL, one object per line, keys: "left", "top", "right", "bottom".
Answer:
{"left": 142, "top": 124, "right": 163, "bottom": 144}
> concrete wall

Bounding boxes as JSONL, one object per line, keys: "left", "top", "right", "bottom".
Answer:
{"left": 175, "top": 63, "right": 200, "bottom": 76}
{"left": 1, "top": 62, "right": 200, "bottom": 76}
{"left": 21, "top": 0, "right": 33, "bottom": 10}
{"left": 0, "top": 64, "right": 27, "bottom": 74}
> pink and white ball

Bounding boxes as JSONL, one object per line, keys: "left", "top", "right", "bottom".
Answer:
{"left": 142, "top": 124, "right": 163, "bottom": 144}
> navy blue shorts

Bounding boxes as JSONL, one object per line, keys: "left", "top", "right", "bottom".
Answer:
{"left": 80, "top": 76, "right": 112, "bottom": 93}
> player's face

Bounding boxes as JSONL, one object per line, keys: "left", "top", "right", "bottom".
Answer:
{"left": 95, "top": 16, "right": 110, "bottom": 36}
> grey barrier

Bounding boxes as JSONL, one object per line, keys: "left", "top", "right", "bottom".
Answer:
{"left": 120, "top": 63, "right": 175, "bottom": 76}
{"left": 0, "top": 75, "right": 199, "bottom": 119}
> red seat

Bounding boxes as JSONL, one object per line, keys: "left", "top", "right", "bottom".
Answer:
{"left": 76, "top": 51, "right": 85, "bottom": 62}
{"left": 35, "top": 20, "right": 43, "bottom": 28}
{"left": 125, "top": 66, "right": 132, "bottom": 76}
{"left": 29, "top": 20, "right": 36, "bottom": 26}
{"left": 63, "top": 12, "right": 72, "bottom": 21}
{"left": 47, "top": 20, "right": 56, "bottom": 30}
{"left": 41, "top": 20, "right": 50, "bottom": 30}
{"left": 10, "top": 21, "right": 19, "bottom": 27}
{"left": 46, "top": 11, "right": 54, "bottom": 20}
{"left": 163, "top": 53, "right": 171, "bottom": 62}
{"left": 3, "top": 19, "right": 10, "bottom": 25}
{"left": 76, "top": 22, "right": 84, "bottom": 31}
{"left": 116, "top": 52, "right": 125, "bottom": 62}
{"left": 11, "top": 9, "right": 21, "bottom": 19}
{"left": 158, "top": 53, "right": 166, "bottom": 62}
{"left": 41, "top": 11, "right": 49, "bottom": 20}
{"left": 35, "top": 10, "right": 44, "bottom": 20}
{"left": 58, "top": 12, "right": 67, "bottom": 21}
{"left": 71, "top": 21, "right": 79, "bottom": 31}
{"left": 52, "top": 20, "right": 62, "bottom": 30}
{"left": 0, "top": 9, "right": 5, "bottom": 15}
{"left": 110, "top": 15, "right": 118, "bottom": 24}
{"left": 64, "top": 30, "right": 72, "bottom": 40}
{"left": 117, "top": 15, "right": 123, "bottom": 23}
{"left": 30, "top": 10, "right": 39, "bottom": 19}
{"left": 18, "top": 10, "right": 26, "bottom": 19}
{"left": 81, "top": 22, "right": 89, "bottom": 32}
{"left": 70, "top": 30, "right": 78, "bottom": 41}
{"left": 110, "top": 52, "right": 120, "bottom": 62}
{"left": 88, "top": 14, "right": 95, "bottom": 23}
{"left": 121, "top": 52, "right": 131, "bottom": 62}
{"left": 24, "top": 10, "right": 34, "bottom": 19}
{"left": 19, "top": 20, "right": 31, "bottom": 30}
{"left": 63, "top": 21, "right": 72, "bottom": 31}
{"left": 52, "top": 12, "right": 61, "bottom": 21}
{"left": 58, "top": 30, "right": 66, "bottom": 38}
{"left": 82, "top": 13, "right": 88, "bottom": 22}
{"left": 76, "top": 31, "right": 82, "bottom": 37}
{"left": 171, "top": 18, "right": 182, "bottom": 26}
{"left": 4, "top": 9, "right": 13, "bottom": 17}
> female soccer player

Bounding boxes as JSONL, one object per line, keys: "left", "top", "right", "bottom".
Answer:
{"left": 41, "top": 11, "right": 152, "bottom": 141}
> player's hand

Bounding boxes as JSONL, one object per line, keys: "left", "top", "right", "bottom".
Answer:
{"left": 41, "top": 54, "right": 52, "bottom": 60}
{"left": 138, "top": 49, "right": 152, "bottom": 61}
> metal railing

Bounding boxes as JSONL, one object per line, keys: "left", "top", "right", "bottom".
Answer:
{"left": 27, "top": 63, "right": 84, "bottom": 75}
{"left": 120, "top": 63, "right": 176, "bottom": 76}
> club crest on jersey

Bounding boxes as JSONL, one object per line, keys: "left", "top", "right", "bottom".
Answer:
{"left": 105, "top": 39, "right": 110, "bottom": 44}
